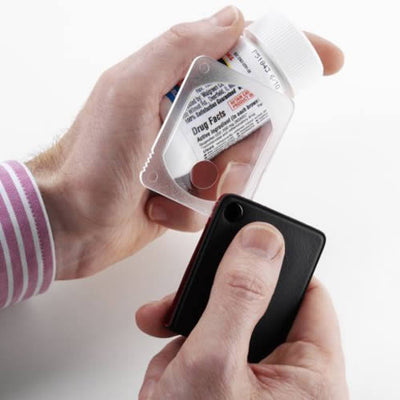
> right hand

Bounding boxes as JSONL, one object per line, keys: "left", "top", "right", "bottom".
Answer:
{"left": 137, "top": 222, "right": 349, "bottom": 399}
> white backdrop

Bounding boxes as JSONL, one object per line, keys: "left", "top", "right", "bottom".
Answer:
{"left": 0, "top": 1, "right": 399, "bottom": 399}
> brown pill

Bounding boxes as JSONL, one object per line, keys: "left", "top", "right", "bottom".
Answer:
{"left": 190, "top": 160, "right": 219, "bottom": 190}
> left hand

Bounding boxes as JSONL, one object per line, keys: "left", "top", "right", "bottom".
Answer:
{"left": 27, "top": 6, "right": 344, "bottom": 280}
{"left": 28, "top": 6, "right": 246, "bottom": 279}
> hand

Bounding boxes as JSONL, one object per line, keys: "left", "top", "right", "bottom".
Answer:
{"left": 136, "top": 223, "right": 348, "bottom": 399}
{"left": 27, "top": 6, "right": 344, "bottom": 280}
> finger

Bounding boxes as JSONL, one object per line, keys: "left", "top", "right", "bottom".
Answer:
{"left": 285, "top": 278, "right": 343, "bottom": 355}
{"left": 184, "top": 222, "right": 285, "bottom": 361}
{"left": 166, "top": 123, "right": 270, "bottom": 203}
{"left": 211, "top": 123, "right": 271, "bottom": 199}
{"left": 136, "top": 293, "right": 177, "bottom": 338}
{"left": 128, "top": 6, "right": 244, "bottom": 98}
{"left": 139, "top": 336, "right": 185, "bottom": 398}
{"left": 182, "top": 123, "right": 271, "bottom": 202}
{"left": 146, "top": 195, "right": 207, "bottom": 232}
{"left": 305, "top": 32, "right": 344, "bottom": 75}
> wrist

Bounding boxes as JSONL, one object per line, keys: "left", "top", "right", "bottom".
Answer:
{"left": 26, "top": 154, "right": 93, "bottom": 280}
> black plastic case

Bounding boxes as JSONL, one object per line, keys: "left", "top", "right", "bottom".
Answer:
{"left": 165, "top": 194, "right": 326, "bottom": 362}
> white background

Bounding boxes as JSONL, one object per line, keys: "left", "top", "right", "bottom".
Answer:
{"left": 0, "top": 0, "right": 399, "bottom": 399}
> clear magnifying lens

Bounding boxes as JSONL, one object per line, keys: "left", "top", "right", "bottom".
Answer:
{"left": 141, "top": 56, "right": 294, "bottom": 216}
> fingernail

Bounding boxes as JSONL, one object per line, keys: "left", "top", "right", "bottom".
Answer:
{"left": 148, "top": 203, "right": 167, "bottom": 222}
{"left": 240, "top": 223, "right": 284, "bottom": 260}
{"left": 217, "top": 161, "right": 252, "bottom": 197}
{"left": 210, "top": 6, "right": 239, "bottom": 27}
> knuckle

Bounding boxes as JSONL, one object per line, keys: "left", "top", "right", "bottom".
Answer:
{"left": 147, "top": 351, "right": 165, "bottom": 371}
{"left": 96, "top": 64, "right": 155, "bottom": 111}
{"left": 258, "top": 364, "right": 328, "bottom": 400}
{"left": 96, "top": 66, "right": 125, "bottom": 100}
{"left": 256, "top": 343, "right": 339, "bottom": 400}
{"left": 289, "top": 341, "right": 321, "bottom": 361}
{"left": 277, "top": 341, "right": 327, "bottom": 369}
{"left": 178, "top": 348, "right": 233, "bottom": 385}
{"left": 224, "top": 267, "right": 270, "bottom": 303}
{"left": 165, "top": 22, "right": 196, "bottom": 47}
{"left": 98, "top": 65, "right": 121, "bottom": 90}
{"left": 273, "top": 341, "right": 333, "bottom": 399}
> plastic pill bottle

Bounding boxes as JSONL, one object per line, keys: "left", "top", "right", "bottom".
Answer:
{"left": 160, "top": 11, "right": 323, "bottom": 119}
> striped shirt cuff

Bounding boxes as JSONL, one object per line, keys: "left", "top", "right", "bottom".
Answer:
{"left": 0, "top": 161, "right": 56, "bottom": 309}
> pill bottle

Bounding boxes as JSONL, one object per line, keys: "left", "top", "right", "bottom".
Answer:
{"left": 141, "top": 11, "right": 323, "bottom": 216}
{"left": 160, "top": 11, "right": 322, "bottom": 118}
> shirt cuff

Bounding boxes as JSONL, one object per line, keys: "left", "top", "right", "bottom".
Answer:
{"left": 0, "top": 160, "right": 56, "bottom": 309}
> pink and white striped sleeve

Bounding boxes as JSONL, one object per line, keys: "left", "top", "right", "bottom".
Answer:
{"left": 0, "top": 160, "right": 55, "bottom": 309}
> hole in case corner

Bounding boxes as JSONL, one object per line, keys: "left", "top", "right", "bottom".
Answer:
{"left": 199, "top": 62, "right": 210, "bottom": 74}
{"left": 147, "top": 171, "right": 158, "bottom": 183}
{"left": 224, "top": 202, "right": 244, "bottom": 222}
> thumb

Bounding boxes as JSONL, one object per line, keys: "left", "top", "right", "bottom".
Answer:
{"left": 126, "top": 6, "right": 244, "bottom": 97}
{"left": 185, "top": 222, "right": 285, "bottom": 362}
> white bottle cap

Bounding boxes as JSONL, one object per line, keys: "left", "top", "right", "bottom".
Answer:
{"left": 246, "top": 11, "right": 323, "bottom": 96}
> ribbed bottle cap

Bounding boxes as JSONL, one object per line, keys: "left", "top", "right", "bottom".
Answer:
{"left": 246, "top": 11, "right": 323, "bottom": 96}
